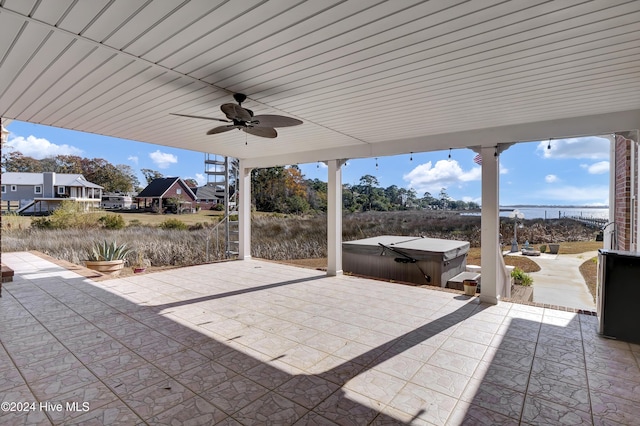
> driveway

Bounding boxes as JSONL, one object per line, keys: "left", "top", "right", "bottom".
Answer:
{"left": 524, "top": 251, "right": 598, "bottom": 311}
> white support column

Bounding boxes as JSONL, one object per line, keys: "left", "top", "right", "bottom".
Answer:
{"left": 327, "top": 159, "right": 346, "bottom": 276}
{"left": 238, "top": 161, "right": 252, "bottom": 260}
{"left": 480, "top": 146, "right": 500, "bottom": 305}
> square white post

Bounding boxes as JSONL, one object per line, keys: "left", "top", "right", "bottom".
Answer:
{"left": 480, "top": 146, "right": 500, "bottom": 305}
{"left": 327, "top": 159, "right": 345, "bottom": 276}
{"left": 238, "top": 161, "right": 252, "bottom": 260}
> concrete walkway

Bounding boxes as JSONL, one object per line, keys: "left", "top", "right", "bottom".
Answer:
{"left": 508, "top": 251, "right": 598, "bottom": 311}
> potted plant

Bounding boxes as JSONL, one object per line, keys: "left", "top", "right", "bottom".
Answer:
{"left": 85, "top": 240, "right": 132, "bottom": 276}
{"left": 548, "top": 243, "right": 560, "bottom": 254}
{"left": 511, "top": 267, "right": 533, "bottom": 286}
{"left": 132, "top": 251, "right": 150, "bottom": 273}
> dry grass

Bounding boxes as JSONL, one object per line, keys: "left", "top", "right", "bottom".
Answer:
{"left": 2, "top": 227, "right": 229, "bottom": 267}
{"left": 580, "top": 255, "right": 598, "bottom": 302}
{"left": 2, "top": 210, "right": 603, "bottom": 277}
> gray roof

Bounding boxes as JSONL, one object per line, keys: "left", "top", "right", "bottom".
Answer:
{"left": 1, "top": 172, "right": 103, "bottom": 189}
{"left": 193, "top": 184, "right": 224, "bottom": 200}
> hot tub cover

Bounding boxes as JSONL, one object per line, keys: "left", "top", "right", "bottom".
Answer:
{"left": 342, "top": 235, "right": 469, "bottom": 261}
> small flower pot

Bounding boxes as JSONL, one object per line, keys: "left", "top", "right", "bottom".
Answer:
{"left": 463, "top": 279, "right": 478, "bottom": 296}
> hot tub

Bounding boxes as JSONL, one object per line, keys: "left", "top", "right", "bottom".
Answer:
{"left": 342, "top": 235, "right": 469, "bottom": 287}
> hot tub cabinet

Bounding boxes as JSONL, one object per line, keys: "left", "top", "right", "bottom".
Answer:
{"left": 342, "top": 236, "right": 470, "bottom": 287}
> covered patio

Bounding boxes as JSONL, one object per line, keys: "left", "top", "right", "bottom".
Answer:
{"left": 2, "top": 252, "right": 639, "bottom": 425}
{"left": 2, "top": 1, "right": 640, "bottom": 304}
{"left": 2, "top": 2, "right": 640, "bottom": 424}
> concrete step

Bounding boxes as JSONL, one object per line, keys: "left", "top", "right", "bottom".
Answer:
{"left": 447, "top": 271, "right": 481, "bottom": 291}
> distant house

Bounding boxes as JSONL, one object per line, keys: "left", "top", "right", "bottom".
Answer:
{"left": 136, "top": 177, "right": 197, "bottom": 213}
{"left": 1, "top": 172, "right": 103, "bottom": 214}
{"left": 192, "top": 183, "right": 225, "bottom": 210}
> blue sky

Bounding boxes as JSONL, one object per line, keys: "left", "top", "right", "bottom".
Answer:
{"left": 4, "top": 120, "right": 610, "bottom": 206}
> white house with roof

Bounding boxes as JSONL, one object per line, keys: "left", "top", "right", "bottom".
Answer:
{"left": 1, "top": 172, "right": 103, "bottom": 214}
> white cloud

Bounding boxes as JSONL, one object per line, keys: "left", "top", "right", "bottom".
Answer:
{"left": 536, "top": 136, "right": 609, "bottom": 160}
{"left": 6, "top": 135, "right": 82, "bottom": 159}
{"left": 403, "top": 159, "right": 480, "bottom": 194}
{"left": 587, "top": 161, "right": 609, "bottom": 174}
{"left": 128, "top": 155, "right": 138, "bottom": 164}
{"left": 534, "top": 185, "right": 609, "bottom": 204}
{"left": 149, "top": 150, "right": 177, "bottom": 169}
{"left": 194, "top": 173, "right": 206, "bottom": 186}
{"left": 545, "top": 174, "right": 558, "bottom": 183}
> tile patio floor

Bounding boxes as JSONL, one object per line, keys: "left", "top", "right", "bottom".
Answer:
{"left": 1, "top": 251, "right": 639, "bottom": 425}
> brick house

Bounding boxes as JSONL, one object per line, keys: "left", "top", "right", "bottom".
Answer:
{"left": 136, "top": 177, "right": 197, "bottom": 213}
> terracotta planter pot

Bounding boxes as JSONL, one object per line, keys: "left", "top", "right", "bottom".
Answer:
{"left": 85, "top": 260, "right": 125, "bottom": 276}
{"left": 463, "top": 279, "right": 478, "bottom": 296}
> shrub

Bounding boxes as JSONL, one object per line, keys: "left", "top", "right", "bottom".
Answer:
{"left": 31, "top": 216, "right": 54, "bottom": 229}
{"left": 539, "top": 244, "right": 547, "bottom": 253}
{"left": 30, "top": 201, "right": 102, "bottom": 230}
{"left": 211, "top": 204, "right": 225, "bottom": 211}
{"left": 98, "top": 214, "right": 126, "bottom": 229}
{"left": 511, "top": 267, "right": 533, "bottom": 286}
{"left": 159, "top": 218, "right": 188, "bottom": 230}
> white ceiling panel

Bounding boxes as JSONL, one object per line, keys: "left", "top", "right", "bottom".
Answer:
{"left": 1, "top": 1, "right": 639, "bottom": 166}
{"left": 30, "top": 0, "right": 76, "bottom": 25}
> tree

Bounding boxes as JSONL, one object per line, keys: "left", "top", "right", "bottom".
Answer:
{"left": 2, "top": 151, "right": 138, "bottom": 192}
{"left": 1, "top": 151, "right": 42, "bottom": 172}
{"left": 284, "top": 166, "right": 307, "bottom": 200}
{"left": 306, "top": 178, "right": 327, "bottom": 212}
{"left": 439, "top": 188, "right": 450, "bottom": 210}
{"left": 141, "top": 168, "right": 164, "bottom": 185}
{"left": 358, "top": 174, "right": 380, "bottom": 211}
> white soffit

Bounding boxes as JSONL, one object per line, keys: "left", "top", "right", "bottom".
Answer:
{"left": 1, "top": 0, "right": 639, "bottom": 166}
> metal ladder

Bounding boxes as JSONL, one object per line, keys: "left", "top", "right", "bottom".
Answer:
{"left": 204, "top": 154, "right": 239, "bottom": 259}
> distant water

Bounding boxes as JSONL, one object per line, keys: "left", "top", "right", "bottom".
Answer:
{"left": 499, "top": 206, "right": 609, "bottom": 220}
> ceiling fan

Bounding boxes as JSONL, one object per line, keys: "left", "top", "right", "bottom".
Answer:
{"left": 170, "top": 93, "right": 302, "bottom": 138}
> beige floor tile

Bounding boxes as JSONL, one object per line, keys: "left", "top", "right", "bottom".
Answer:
{"left": 148, "top": 395, "right": 228, "bottom": 425}
{"left": 522, "top": 394, "right": 592, "bottom": 425}
{"left": 63, "top": 399, "right": 143, "bottom": 425}
{"left": 232, "top": 391, "right": 308, "bottom": 425}
{"left": 6, "top": 253, "right": 640, "bottom": 426}
{"left": 124, "top": 378, "right": 195, "bottom": 420}
{"left": 388, "top": 381, "right": 458, "bottom": 425}
{"left": 199, "top": 375, "right": 269, "bottom": 414}
{"left": 104, "top": 364, "right": 171, "bottom": 396}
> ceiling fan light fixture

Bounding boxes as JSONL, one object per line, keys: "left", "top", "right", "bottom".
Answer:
{"left": 171, "top": 93, "right": 302, "bottom": 139}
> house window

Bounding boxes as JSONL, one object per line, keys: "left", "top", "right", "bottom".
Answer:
{"left": 1, "top": 185, "right": 5, "bottom": 193}
{"left": 11, "top": 185, "right": 17, "bottom": 192}
{"left": 34, "top": 186, "right": 42, "bottom": 194}
{"left": 176, "top": 189, "right": 182, "bottom": 195}
{"left": 57, "top": 186, "right": 65, "bottom": 194}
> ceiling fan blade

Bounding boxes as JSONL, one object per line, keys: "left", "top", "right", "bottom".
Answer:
{"left": 221, "top": 103, "right": 252, "bottom": 121}
{"left": 244, "top": 127, "right": 277, "bottom": 138}
{"left": 206, "top": 125, "right": 237, "bottom": 135}
{"left": 251, "top": 114, "right": 303, "bottom": 128}
{"left": 170, "top": 113, "right": 229, "bottom": 122}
